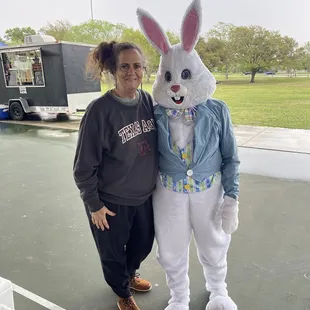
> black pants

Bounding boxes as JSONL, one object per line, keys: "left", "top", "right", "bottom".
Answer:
{"left": 85, "top": 197, "right": 155, "bottom": 298}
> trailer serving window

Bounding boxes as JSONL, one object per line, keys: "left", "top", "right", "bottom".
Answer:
{"left": 1, "top": 48, "right": 45, "bottom": 87}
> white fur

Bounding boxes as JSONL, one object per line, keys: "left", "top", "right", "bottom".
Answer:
{"left": 153, "top": 46, "right": 216, "bottom": 109}
{"left": 180, "top": 0, "right": 202, "bottom": 52}
{"left": 137, "top": 0, "right": 217, "bottom": 110}
{"left": 169, "top": 116, "right": 194, "bottom": 149}
{"left": 165, "top": 303, "right": 189, "bottom": 310}
{"left": 206, "top": 296, "right": 238, "bottom": 310}
{"left": 137, "top": 1, "right": 238, "bottom": 310}
{"left": 136, "top": 8, "right": 171, "bottom": 55}
{"left": 153, "top": 180, "right": 233, "bottom": 309}
{"left": 219, "top": 196, "right": 239, "bottom": 234}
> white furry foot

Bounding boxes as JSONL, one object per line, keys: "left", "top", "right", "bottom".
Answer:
{"left": 206, "top": 296, "right": 237, "bottom": 310}
{"left": 165, "top": 302, "right": 189, "bottom": 310}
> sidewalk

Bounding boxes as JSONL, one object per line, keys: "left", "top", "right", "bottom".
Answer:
{"left": 1, "top": 120, "right": 310, "bottom": 154}
{"left": 234, "top": 125, "right": 310, "bottom": 154}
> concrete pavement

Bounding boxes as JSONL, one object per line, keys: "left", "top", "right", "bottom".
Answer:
{"left": 234, "top": 125, "right": 310, "bottom": 154}
{"left": 0, "top": 123, "right": 310, "bottom": 310}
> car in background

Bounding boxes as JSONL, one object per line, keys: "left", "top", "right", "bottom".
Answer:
{"left": 265, "top": 71, "right": 276, "bottom": 75}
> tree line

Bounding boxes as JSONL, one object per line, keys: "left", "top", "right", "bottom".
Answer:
{"left": 1, "top": 20, "right": 310, "bottom": 83}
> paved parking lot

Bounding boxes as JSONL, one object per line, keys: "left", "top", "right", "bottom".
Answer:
{"left": 1, "top": 122, "right": 310, "bottom": 310}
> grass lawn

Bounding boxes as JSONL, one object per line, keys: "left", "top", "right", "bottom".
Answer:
{"left": 101, "top": 74, "right": 310, "bottom": 129}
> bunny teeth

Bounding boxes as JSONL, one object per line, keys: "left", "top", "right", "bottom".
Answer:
{"left": 172, "top": 96, "right": 184, "bottom": 104}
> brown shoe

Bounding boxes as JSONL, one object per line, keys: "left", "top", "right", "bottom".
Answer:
{"left": 130, "top": 273, "right": 152, "bottom": 292}
{"left": 117, "top": 296, "right": 140, "bottom": 310}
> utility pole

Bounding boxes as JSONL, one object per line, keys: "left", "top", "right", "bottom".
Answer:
{"left": 90, "top": 0, "right": 94, "bottom": 20}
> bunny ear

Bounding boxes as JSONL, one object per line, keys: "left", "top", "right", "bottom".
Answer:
{"left": 181, "top": 0, "right": 202, "bottom": 52}
{"left": 137, "top": 8, "right": 171, "bottom": 55}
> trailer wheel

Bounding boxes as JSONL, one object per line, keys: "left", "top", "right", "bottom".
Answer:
{"left": 9, "top": 102, "right": 25, "bottom": 121}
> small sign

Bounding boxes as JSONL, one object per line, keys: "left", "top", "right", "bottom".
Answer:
{"left": 19, "top": 86, "right": 27, "bottom": 94}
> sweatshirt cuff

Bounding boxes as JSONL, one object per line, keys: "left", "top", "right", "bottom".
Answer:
{"left": 85, "top": 197, "right": 103, "bottom": 213}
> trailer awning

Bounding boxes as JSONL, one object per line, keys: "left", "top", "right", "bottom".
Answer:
{"left": 0, "top": 46, "right": 41, "bottom": 54}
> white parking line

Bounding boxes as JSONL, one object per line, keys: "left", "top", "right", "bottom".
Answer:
{"left": 12, "top": 283, "right": 66, "bottom": 310}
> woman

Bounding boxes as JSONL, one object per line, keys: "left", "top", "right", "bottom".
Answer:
{"left": 73, "top": 41, "right": 158, "bottom": 310}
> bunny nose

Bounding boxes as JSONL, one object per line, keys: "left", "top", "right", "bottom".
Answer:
{"left": 171, "top": 85, "right": 180, "bottom": 93}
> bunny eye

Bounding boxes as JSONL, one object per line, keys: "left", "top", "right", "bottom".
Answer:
{"left": 181, "top": 69, "right": 191, "bottom": 80}
{"left": 165, "top": 71, "right": 172, "bottom": 82}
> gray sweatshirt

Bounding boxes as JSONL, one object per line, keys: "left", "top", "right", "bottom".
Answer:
{"left": 73, "top": 89, "right": 158, "bottom": 212}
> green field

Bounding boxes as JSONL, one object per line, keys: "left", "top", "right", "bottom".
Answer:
{"left": 101, "top": 74, "right": 310, "bottom": 129}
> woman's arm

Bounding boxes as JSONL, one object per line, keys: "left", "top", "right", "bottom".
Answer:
{"left": 73, "top": 104, "right": 103, "bottom": 212}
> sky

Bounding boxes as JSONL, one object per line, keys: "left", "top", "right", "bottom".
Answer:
{"left": 1, "top": 0, "right": 309, "bottom": 45}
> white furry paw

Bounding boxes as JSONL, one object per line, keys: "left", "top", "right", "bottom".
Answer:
{"left": 206, "top": 296, "right": 237, "bottom": 310}
{"left": 165, "top": 302, "right": 189, "bottom": 310}
{"left": 221, "top": 196, "right": 239, "bottom": 234}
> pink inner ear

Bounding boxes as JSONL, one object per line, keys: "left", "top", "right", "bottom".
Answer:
{"left": 182, "top": 7, "right": 199, "bottom": 52}
{"left": 141, "top": 16, "right": 169, "bottom": 54}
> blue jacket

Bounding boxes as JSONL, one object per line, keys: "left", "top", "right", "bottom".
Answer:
{"left": 154, "top": 98, "right": 240, "bottom": 199}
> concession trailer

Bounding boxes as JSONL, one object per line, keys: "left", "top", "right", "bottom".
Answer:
{"left": 0, "top": 35, "right": 101, "bottom": 121}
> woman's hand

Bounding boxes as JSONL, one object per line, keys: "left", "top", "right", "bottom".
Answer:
{"left": 91, "top": 206, "right": 116, "bottom": 231}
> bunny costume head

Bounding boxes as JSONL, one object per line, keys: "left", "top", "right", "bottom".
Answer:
{"left": 137, "top": 0, "right": 216, "bottom": 110}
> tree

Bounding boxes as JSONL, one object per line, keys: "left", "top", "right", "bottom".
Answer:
{"left": 207, "top": 22, "right": 236, "bottom": 79}
{"left": 63, "top": 20, "right": 126, "bottom": 45}
{"left": 195, "top": 37, "right": 225, "bottom": 71}
{"left": 230, "top": 25, "right": 282, "bottom": 83}
{"left": 166, "top": 31, "right": 180, "bottom": 45}
{"left": 279, "top": 36, "right": 305, "bottom": 77}
{"left": 4, "top": 27, "right": 36, "bottom": 44}
{"left": 39, "top": 20, "right": 72, "bottom": 41}
{"left": 301, "top": 42, "right": 310, "bottom": 77}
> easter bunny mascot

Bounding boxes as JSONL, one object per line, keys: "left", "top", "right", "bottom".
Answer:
{"left": 137, "top": 0, "right": 240, "bottom": 309}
